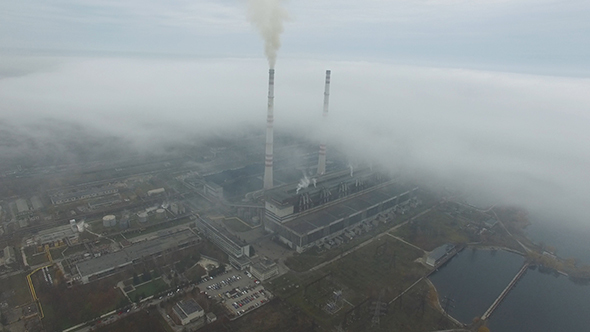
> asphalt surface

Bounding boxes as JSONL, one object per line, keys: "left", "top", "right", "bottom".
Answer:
{"left": 197, "top": 270, "right": 272, "bottom": 317}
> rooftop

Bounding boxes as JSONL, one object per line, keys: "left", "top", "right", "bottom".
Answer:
{"left": 428, "top": 244, "right": 455, "bottom": 262}
{"left": 196, "top": 217, "right": 247, "bottom": 247}
{"left": 76, "top": 229, "right": 198, "bottom": 278}
{"left": 15, "top": 199, "right": 29, "bottom": 214}
{"left": 177, "top": 299, "right": 203, "bottom": 315}
{"left": 251, "top": 258, "right": 277, "bottom": 273}
{"left": 76, "top": 250, "right": 131, "bottom": 277}
{"left": 36, "top": 224, "right": 78, "bottom": 244}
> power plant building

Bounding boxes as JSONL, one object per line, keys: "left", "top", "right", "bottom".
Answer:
{"left": 264, "top": 169, "right": 418, "bottom": 252}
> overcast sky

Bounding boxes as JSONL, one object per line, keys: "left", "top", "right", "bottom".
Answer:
{"left": 2, "top": 0, "right": 589, "bottom": 73}
{"left": 1, "top": 1, "right": 590, "bottom": 229}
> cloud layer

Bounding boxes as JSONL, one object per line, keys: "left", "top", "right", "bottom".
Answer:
{"left": 1, "top": 56, "right": 589, "bottom": 225}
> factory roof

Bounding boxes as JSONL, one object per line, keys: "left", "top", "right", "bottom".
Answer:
{"left": 196, "top": 217, "right": 247, "bottom": 247}
{"left": 50, "top": 186, "right": 118, "bottom": 203}
{"left": 76, "top": 229, "right": 198, "bottom": 278}
{"left": 30, "top": 196, "right": 44, "bottom": 210}
{"left": 76, "top": 250, "right": 132, "bottom": 277}
{"left": 36, "top": 224, "right": 78, "bottom": 244}
{"left": 251, "top": 258, "right": 277, "bottom": 273}
{"left": 283, "top": 183, "right": 412, "bottom": 235}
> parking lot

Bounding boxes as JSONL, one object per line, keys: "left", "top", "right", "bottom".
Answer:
{"left": 197, "top": 270, "right": 273, "bottom": 317}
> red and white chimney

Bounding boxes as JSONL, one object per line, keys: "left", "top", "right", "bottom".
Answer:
{"left": 263, "top": 69, "right": 275, "bottom": 190}
{"left": 317, "top": 70, "right": 331, "bottom": 175}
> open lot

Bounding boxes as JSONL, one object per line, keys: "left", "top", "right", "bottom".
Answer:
{"left": 393, "top": 209, "right": 471, "bottom": 251}
{"left": 0, "top": 273, "right": 31, "bottom": 307}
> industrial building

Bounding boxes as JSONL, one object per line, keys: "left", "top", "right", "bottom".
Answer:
{"left": 203, "top": 182, "right": 224, "bottom": 200}
{"left": 249, "top": 257, "right": 279, "bottom": 281}
{"left": 147, "top": 188, "right": 166, "bottom": 196}
{"left": 34, "top": 224, "right": 80, "bottom": 247}
{"left": 194, "top": 216, "right": 251, "bottom": 270}
{"left": 30, "top": 196, "right": 44, "bottom": 210}
{"left": 15, "top": 198, "right": 30, "bottom": 215}
{"left": 426, "top": 244, "right": 455, "bottom": 267}
{"left": 75, "top": 229, "right": 199, "bottom": 283}
{"left": 49, "top": 186, "right": 119, "bottom": 205}
{"left": 264, "top": 168, "right": 418, "bottom": 252}
{"left": 2, "top": 246, "right": 16, "bottom": 265}
{"left": 172, "top": 299, "right": 204, "bottom": 325}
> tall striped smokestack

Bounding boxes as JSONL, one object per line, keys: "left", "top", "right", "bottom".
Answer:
{"left": 263, "top": 68, "right": 275, "bottom": 190}
{"left": 317, "top": 70, "right": 331, "bottom": 175}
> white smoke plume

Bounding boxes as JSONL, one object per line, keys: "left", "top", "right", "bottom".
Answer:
{"left": 296, "top": 172, "right": 317, "bottom": 194}
{"left": 247, "top": 0, "right": 288, "bottom": 68}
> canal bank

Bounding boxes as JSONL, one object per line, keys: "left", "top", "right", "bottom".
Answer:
{"left": 429, "top": 246, "right": 590, "bottom": 332}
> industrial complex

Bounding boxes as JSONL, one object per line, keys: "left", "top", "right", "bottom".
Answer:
{"left": 0, "top": 67, "right": 455, "bottom": 332}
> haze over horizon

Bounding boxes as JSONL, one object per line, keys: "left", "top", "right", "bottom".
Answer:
{"left": 1, "top": 0, "right": 590, "bottom": 230}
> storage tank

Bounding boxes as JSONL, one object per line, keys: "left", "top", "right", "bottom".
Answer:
{"left": 103, "top": 215, "right": 116, "bottom": 228}
{"left": 119, "top": 218, "right": 129, "bottom": 229}
{"left": 156, "top": 208, "right": 166, "bottom": 220}
{"left": 138, "top": 212, "right": 148, "bottom": 223}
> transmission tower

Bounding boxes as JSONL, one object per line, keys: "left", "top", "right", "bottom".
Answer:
{"left": 371, "top": 290, "right": 387, "bottom": 327}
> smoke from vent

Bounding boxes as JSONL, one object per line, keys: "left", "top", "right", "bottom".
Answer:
{"left": 296, "top": 172, "right": 317, "bottom": 194}
{"left": 247, "top": 0, "right": 288, "bottom": 68}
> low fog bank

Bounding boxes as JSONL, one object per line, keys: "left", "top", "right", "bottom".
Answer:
{"left": 1, "top": 56, "right": 589, "bottom": 226}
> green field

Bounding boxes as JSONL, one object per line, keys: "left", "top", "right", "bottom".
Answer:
{"left": 127, "top": 278, "right": 169, "bottom": 301}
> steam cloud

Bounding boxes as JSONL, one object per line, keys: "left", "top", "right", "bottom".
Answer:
{"left": 296, "top": 172, "right": 317, "bottom": 194}
{"left": 247, "top": 0, "right": 288, "bottom": 68}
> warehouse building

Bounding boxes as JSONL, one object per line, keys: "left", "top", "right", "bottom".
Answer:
{"left": 76, "top": 229, "right": 199, "bottom": 283}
